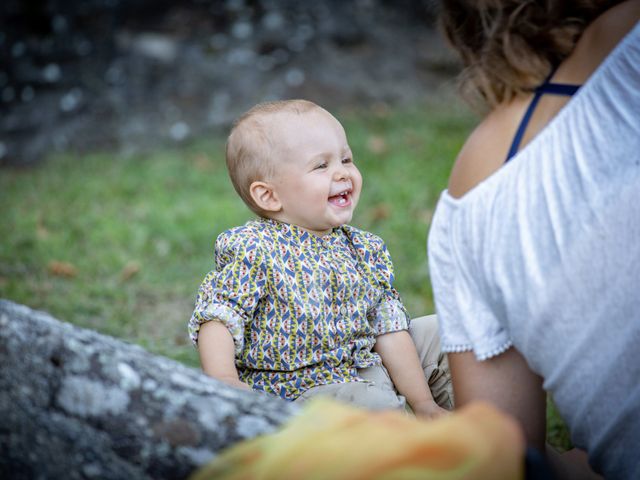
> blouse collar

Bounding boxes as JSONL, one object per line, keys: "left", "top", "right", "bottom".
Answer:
{"left": 257, "top": 217, "right": 344, "bottom": 245}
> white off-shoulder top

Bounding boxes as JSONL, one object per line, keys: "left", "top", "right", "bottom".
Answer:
{"left": 428, "top": 22, "right": 640, "bottom": 480}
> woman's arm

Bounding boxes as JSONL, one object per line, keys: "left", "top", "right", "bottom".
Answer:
{"left": 197, "top": 320, "right": 251, "bottom": 391}
{"left": 447, "top": 347, "right": 600, "bottom": 477}
{"left": 448, "top": 347, "right": 546, "bottom": 449}
{"left": 374, "top": 330, "right": 448, "bottom": 419}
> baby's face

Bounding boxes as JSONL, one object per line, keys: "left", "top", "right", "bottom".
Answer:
{"left": 268, "top": 108, "right": 362, "bottom": 236}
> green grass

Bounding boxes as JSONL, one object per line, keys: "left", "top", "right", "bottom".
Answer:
{"left": 0, "top": 98, "right": 571, "bottom": 448}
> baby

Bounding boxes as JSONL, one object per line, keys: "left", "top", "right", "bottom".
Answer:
{"left": 188, "top": 99, "right": 452, "bottom": 417}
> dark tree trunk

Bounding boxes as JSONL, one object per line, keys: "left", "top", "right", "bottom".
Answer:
{"left": 0, "top": 299, "right": 298, "bottom": 480}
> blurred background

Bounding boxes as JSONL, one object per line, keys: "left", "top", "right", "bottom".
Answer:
{"left": 1, "top": 0, "right": 472, "bottom": 352}
{"left": 0, "top": 0, "right": 571, "bottom": 449}
{"left": 1, "top": 0, "right": 461, "bottom": 166}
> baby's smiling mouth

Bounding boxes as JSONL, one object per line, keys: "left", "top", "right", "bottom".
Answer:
{"left": 328, "top": 187, "right": 352, "bottom": 207}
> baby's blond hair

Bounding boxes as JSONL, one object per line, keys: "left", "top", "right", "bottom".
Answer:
{"left": 226, "top": 99, "right": 322, "bottom": 215}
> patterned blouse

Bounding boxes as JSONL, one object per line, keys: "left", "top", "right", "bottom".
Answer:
{"left": 188, "top": 218, "right": 409, "bottom": 400}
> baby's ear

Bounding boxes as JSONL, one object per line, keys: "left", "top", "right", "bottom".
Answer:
{"left": 249, "top": 181, "right": 281, "bottom": 212}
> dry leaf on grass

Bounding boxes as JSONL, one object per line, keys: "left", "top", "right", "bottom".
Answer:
{"left": 120, "top": 262, "right": 141, "bottom": 281}
{"left": 48, "top": 261, "right": 78, "bottom": 278}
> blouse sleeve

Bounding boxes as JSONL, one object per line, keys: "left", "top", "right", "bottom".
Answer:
{"left": 365, "top": 236, "right": 410, "bottom": 335}
{"left": 428, "top": 197, "right": 513, "bottom": 361}
{"left": 188, "top": 228, "right": 266, "bottom": 355}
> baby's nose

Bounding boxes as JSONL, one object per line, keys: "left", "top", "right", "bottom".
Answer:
{"left": 333, "top": 164, "right": 349, "bottom": 180}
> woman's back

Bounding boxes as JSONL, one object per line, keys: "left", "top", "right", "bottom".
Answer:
{"left": 429, "top": 15, "right": 640, "bottom": 478}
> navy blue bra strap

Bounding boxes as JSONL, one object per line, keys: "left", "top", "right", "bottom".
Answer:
{"left": 505, "top": 67, "right": 581, "bottom": 163}
{"left": 505, "top": 89, "right": 544, "bottom": 162}
{"left": 537, "top": 83, "right": 581, "bottom": 96}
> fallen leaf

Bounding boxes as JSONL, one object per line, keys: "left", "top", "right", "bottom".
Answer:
{"left": 48, "top": 261, "right": 78, "bottom": 278}
{"left": 120, "top": 262, "right": 140, "bottom": 281}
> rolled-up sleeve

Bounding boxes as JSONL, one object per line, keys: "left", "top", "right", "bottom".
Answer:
{"left": 188, "top": 228, "right": 266, "bottom": 355}
{"left": 367, "top": 240, "right": 410, "bottom": 335}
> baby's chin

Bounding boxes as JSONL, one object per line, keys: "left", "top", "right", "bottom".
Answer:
{"left": 329, "top": 214, "right": 354, "bottom": 229}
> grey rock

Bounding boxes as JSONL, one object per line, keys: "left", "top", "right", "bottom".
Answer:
{"left": 0, "top": 299, "right": 298, "bottom": 480}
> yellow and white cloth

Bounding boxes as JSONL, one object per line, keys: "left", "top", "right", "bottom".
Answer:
{"left": 190, "top": 399, "right": 524, "bottom": 480}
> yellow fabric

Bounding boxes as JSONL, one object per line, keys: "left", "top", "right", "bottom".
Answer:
{"left": 190, "top": 399, "right": 524, "bottom": 480}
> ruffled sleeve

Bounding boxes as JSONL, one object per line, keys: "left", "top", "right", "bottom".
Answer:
{"left": 188, "top": 227, "right": 267, "bottom": 355}
{"left": 428, "top": 193, "right": 513, "bottom": 361}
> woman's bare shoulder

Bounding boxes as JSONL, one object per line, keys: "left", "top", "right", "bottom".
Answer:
{"left": 447, "top": 0, "right": 639, "bottom": 200}
{"left": 557, "top": 0, "right": 640, "bottom": 83}
{"left": 447, "top": 99, "right": 526, "bottom": 199}
{"left": 589, "top": 0, "right": 640, "bottom": 45}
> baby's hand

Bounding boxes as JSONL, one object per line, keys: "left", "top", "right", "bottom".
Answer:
{"left": 412, "top": 400, "right": 450, "bottom": 420}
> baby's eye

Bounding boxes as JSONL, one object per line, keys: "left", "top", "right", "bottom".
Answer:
{"left": 342, "top": 157, "right": 353, "bottom": 164}
{"left": 314, "top": 162, "right": 327, "bottom": 170}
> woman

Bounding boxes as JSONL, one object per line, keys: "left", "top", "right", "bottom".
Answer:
{"left": 428, "top": 1, "right": 639, "bottom": 478}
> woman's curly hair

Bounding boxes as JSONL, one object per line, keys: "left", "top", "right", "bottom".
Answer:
{"left": 439, "top": 0, "right": 618, "bottom": 108}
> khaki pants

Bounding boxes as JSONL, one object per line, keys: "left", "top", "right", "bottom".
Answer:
{"left": 297, "top": 315, "right": 453, "bottom": 412}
